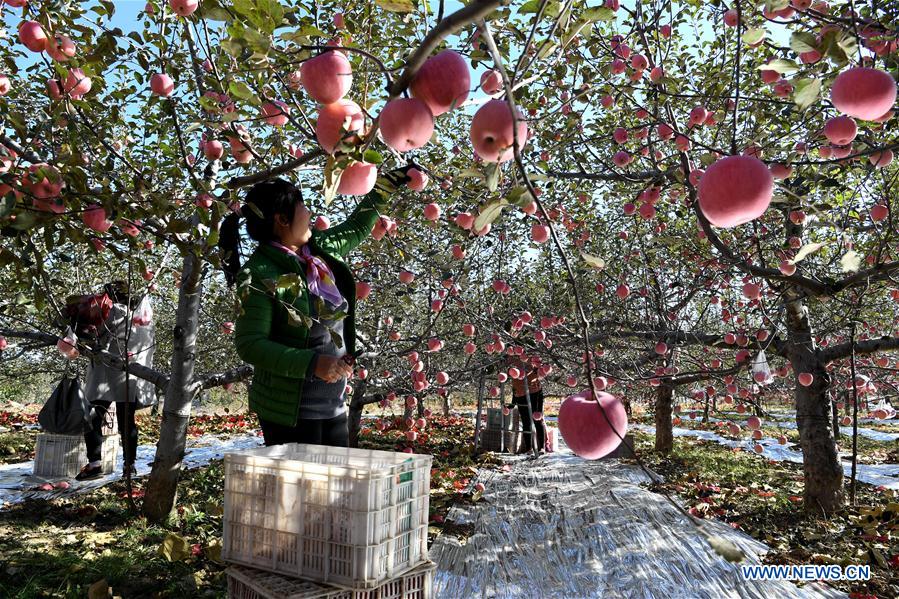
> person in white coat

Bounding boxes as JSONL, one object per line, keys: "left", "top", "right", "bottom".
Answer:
{"left": 76, "top": 281, "right": 156, "bottom": 480}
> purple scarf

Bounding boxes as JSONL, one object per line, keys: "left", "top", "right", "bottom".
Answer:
{"left": 269, "top": 242, "right": 345, "bottom": 308}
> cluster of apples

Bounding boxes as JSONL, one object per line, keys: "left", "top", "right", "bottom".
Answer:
{"left": 695, "top": 67, "right": 895, "bottom": 229}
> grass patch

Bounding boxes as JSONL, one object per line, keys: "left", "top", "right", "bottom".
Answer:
{"left": 0, "top": 462, "right": 228, "bottom": 598}
{"left": 629, "top": 431, "right": 899, "bottom": 599}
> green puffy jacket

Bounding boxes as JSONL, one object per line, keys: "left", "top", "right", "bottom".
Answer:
{"left": 234, "top": 186, "right": 389, "bottom": 427}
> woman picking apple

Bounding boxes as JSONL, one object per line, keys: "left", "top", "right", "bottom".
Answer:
{"left": 220, "top": 168, "right": 412, "bottom": 447}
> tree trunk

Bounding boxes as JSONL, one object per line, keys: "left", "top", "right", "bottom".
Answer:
{"left": 143, "top": 252, "right": 203, "bottom": 523}
{"left": 655, "top": 383, "right": 674, "bottom": 454}
{"left": 702, "top": 391, "right": 709, "bottom": 423}
{"left": 784, "top": 294, "right": 844, "bottom": 515}
{"left": 832, "top": 394, "right": 840, "bottom": 442}
{"left": 442, "top": 390, "right": 450, "bottom": 416}
{"left": 348, "top": 378, "right": 367, "bottom": 448}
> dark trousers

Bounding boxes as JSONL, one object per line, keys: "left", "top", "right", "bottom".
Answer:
{"left": 259, "top": 412, "right": 349, "bottom": 447}
{"left": 86, "top": 401, "right": 138, "bottom": 464}
{"left": 513, "top": 390, "right": 546, "bottom": 451}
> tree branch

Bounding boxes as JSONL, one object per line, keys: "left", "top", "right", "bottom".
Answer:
{"left": 0, "top": 328, "right": 170, "bottom": 389}
{"left": 820, "top": 335, "right": 899, "bottom": 363}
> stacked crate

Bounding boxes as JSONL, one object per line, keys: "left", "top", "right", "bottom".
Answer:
{"left": 222, "top": 444, "right": 435, "bottom": 598}
{"left": 479, "top": 407, "right": 520, "bottom": 453}
{"left": 33, "top": 433, "right": 118, "bottom": 478}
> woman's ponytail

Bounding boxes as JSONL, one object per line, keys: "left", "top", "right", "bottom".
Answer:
{"left": 219, "top": 211, "right": 243, "bottom": 287}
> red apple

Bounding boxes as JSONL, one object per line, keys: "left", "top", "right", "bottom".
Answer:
{"left": 169, "top": 0, "right": 199, "bottom": 17}
{"left": 47, "top": 34, "right": 76, "bottom": 62}
{"left": 314, "top": 215, "right": 330, "bottom": 230}
{"left": 406, "top": 167, "right": 428, "bottom": 191}
{"left": 337, "top": 161, "right": 376, "bottom": 195}
{"left": 423, "top": 203, "right": 441, "bottom": 221}
{"left": 356, "top": 281, "right": 371, "bottom": 300}
{"left": 63, "top": 68, "right": 91, "bottom": 98}
{"left": 869, "top": 150, "right": 893, "bottom": 168}
{"left": 724, "top": 9, "right": 739, "bottom": 27}
{"left": 316, "top": 99, "right": 364, "bottom": 153}
{"left": 410, "top": 50, "right": 470, "bottom": 115}
{"left": 18, "top": 21, "right": 47, "bottom": 52}
{"left": 480, "top": 69, "right": 503, "bottom": 94}
{"left": 203, "top": 140, "right": 224, "bottom": 160}
{"left": 302, "top": 51, "right": 353, "bottom": 104}
{"left": 823, "top": 115, "right": 857, "bottom": 145}
{"left": 82, "top": 205, "right": 112, "bottom": 232}
{"left": 830, "top": 68, "right": 897, "bottom": 121}
{"left": 150, "top": 73, "right": 174, "bottom": 97}
{"left": 698, "top": 155, "right": 772, "bottom": 228}
{"left": 379, "top": 98, "right": 434, "bottom": 152}
{"left": 871, "top": 204, "right": 889, "bottom": 222}
{"left": 261, "top": 100, "right": 290, "bottom": 126}
{"left": 558, "top": 390, "right": 628, "bottom": 459}
{"left": 531, "top": 224, "right": 549, "bottom": 243}
{"left": 470, "top": 99, "right": 528, "bottom": 163}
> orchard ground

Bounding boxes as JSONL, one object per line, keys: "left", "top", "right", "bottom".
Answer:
{"left": 0, "top": 386, "right": 897, "bottom": 598}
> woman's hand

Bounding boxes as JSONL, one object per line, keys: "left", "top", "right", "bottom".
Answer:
{"left": 314, "top": 354, "right": 354, "bottom": 383}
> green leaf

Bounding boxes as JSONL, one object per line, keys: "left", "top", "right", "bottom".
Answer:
{"left": 328, "top": 327, "right": 344, "bottom": 349}
{"left": 765, "top": 0, "right": 790, "bottom": 10}
{"left": 375, "top": 0, "right": 416, "bottom": 13}
{"left": 519, "top": 0, "right": 541, "bottom": 14}
{"left": 485, "top": 163, "right": 501, "bottom": 192}
{"left": 581, "top": 253, "right": 605, "bottom": 270}
{"left": 228, "top": 80, "right": 255, "bottom": 103}
{"left": 790, "top": 242, "right": 825, "bottom": 264}
{"left": 362, "top": 150, "right": 383, "bottom": 165}
{"left": 506, "top": 186, "right": 533, "bottom": 208}
{"left": 537, "top": 40, "right": 558, "bottom": 60}
{"left": 201, "top": 6, "right": 232, "bottom": 21}
{"left": 323, "top": 156, "right": 341, "bottom": 206}
{"left": 158, "top": 533, "right": 190, "bottom": 562}
{"left": 742, "top": 28, "right": 767, "bottom": 46}
{"left": 793, "top": 78, "right": 821, "bottom": 110}
{"left": 285, "top": 305, "right": 313, "bottom": 329}
{"left": 758, "top": 59, "right": 798, "bottom": 74}
{"left": 582, "top": 7, "right": 614, "bottom": 21}
{"left": 167, "top": 219, "right": 192, "bottom": 234}
{"left": 456, "top": 167, "right": 485, "bottom": 180}
{"left": 233, "top": 0, "right": 284, "bottom": 34}
{"left": 789, "top": 32, "right": 818, "bottom": 54}
{"left": 474, "top": 198, "right": 509, "bottom": 231}
{"left": 0, "top": 192, "right": 15, "bottom": 219}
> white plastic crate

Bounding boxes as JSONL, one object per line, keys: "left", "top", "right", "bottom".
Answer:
{"left": 485, "top": 408, "right": 512, "bottom": 430}
{"left": 226, "top": 561, "right": 436, "bottom": 599}
{"left": 479, "top": 408, "right": 520, "bottom": 453}
{"left": 544, "top": 426, "right": 558, "bottom": 453}
{"left": 33, "top": 433, "right": 118, "bottom": 478}
{"left": 223, "top": 444, "right": 431, "bottom": 589}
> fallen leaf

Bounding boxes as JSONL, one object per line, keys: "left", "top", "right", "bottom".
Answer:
{"left": 158, "top": 533, "right": 191, "bottom": 562}
{"left": 707, "top": 535, "right": 746, "bottom": 563}
{"left": 88, "top": 579, "right": 110, "bottom": 599}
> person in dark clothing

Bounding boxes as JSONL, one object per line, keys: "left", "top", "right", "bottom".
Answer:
{"left": 503, "top": 321, "right": 547, "bottom": 454}
{"left": 220, "top": 169, "right": 412, "bottom": 448}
